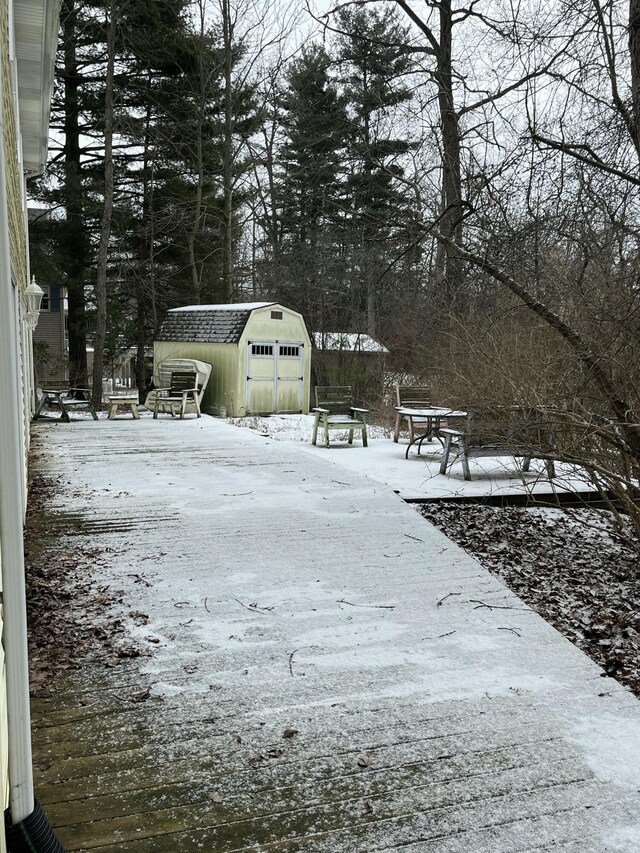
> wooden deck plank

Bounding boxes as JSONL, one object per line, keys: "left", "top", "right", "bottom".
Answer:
{"left": 52, "top": 754, "right": 592, "bottom": 829}
{"left": 36, "top": 726, "right": 574, "bottom": 809}
{"left": 50, "top": 784, "right": 614, "bottom": 852}
{"left": 33, "top": 703, "right": 564, "bottom": 789}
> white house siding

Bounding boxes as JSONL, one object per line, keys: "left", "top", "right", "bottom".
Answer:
{"left": 0, "top": 0, "right": 59, "bottom": 836}
{"left": 0, "top": 0, "right": 18, "bottom": 836}
{"left": 0, "top": 554, "right": 7, "bottom": 828}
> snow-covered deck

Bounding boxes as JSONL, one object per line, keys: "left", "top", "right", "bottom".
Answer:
{"left": 30, "top": 415, "right": 640, "bottom": 851}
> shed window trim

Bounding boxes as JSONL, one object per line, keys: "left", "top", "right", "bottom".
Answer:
{"left": 251, "top": 344, "right": 274, "bottom": 356}
{"left": 271, "top": 310, "right": 283, "bottom": 320}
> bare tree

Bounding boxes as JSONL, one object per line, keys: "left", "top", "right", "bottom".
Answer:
{"left": 417, "top": 0, "right": 640, "bottom": 526}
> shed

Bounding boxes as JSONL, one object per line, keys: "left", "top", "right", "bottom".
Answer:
{"left": 154, "top": 303, "right": 311, "bottom": 417}
{"left": 313, "top": 332, "right": 389, "bottom": 403}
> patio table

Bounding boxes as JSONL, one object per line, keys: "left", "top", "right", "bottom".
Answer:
{"left": 395, "top": 406, "right": 467, "bottom": 459}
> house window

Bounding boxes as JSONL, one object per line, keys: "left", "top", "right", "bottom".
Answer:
{"left": 39, "top": 284, "right": 61, "bottom": 313}
{"left": 251, "top": 344, "right": 274, "bottom": 356}
{"left": 279, "top": 345, "right": 300, "bottom": 358}
{"left": 270, "top": 310, "right": 283, "bottom": 320}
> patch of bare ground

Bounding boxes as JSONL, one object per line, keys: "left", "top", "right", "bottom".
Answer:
{"left": 418, "top": 502, "right": 640, "bottom": 699}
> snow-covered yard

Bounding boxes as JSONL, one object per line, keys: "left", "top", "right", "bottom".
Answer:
{"left": 229, "top": 412, "right": 592, "bottom": 501}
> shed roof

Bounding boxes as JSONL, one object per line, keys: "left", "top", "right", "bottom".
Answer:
{"left": 313, "top": 332, "right": 389, "bottom": 353}
{"left": 157, "top": 303, "right": 278, "bottom": 344}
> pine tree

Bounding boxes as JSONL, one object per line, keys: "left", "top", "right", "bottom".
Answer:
{"left": 275, "top": 45, "right": 350, "bottom": 327}
{"left": 336, "top": 5, "right": 416, "bottom": 335}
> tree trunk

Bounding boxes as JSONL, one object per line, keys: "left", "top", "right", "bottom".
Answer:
{"left": 221, "top": 0, "right": 234, "bottom": 301}
{"left": 91, "top": 0, "right": 116, "bottom": 410}
{"left": 135, "top": 297, "right": 146, "bottom": 402}
{"left": 630, "top": 0, "right": 640, "bottom": 148}
{"left": 436, "top": 0, "right": 464, "bottom": 295}
{"left": 61, "top": 0, "right": 88, "bottom": 385}
{"left": 188, "top": 3, "right": 207, "bottom": 303}
{"left": 394, "top": 0, "right": 464, "bottom": 296}
{"left": 142, "top": 96, "right": 157, "bottom": 332}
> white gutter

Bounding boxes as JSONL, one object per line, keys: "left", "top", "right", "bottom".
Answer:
{"left": 0, "top": 54, "right": 35, "bottom": 825}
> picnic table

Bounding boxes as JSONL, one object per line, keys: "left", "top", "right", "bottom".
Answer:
{"left": 439, "top": 406, "right": 557, "bottom": 480}
{"left": 33, "top": 386, "right": 98, "bottom": 422}
{"left": 395, "top": 406, "right": 467, "bottom": 459}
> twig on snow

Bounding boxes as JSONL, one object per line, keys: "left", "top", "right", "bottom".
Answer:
{"left": 337, "top": 598, "right": 395, "bottom": 610}
{"left": 498, "top": 626, "right": 522, "bottom": 637}
{"left": 403, "top": 533, "right": 424, "bottom": 542}
{"left": 289, "top": 649, "right": 298, "bottom": 676}
{"left": 437, "top": 592, "right": 461, "bottom": 607}
{"left": 470, "top": 599, "right": 531, "bottom": 611}
{"left": 234, "top": 598, "right": 273, "bottom": 615}
{"left": 128, "top": 573, "right": 152, "bottom": 587}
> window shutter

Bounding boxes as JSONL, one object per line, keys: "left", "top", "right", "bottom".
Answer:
{"left": 49, "top": 284, "right": 61, "bottom": 313}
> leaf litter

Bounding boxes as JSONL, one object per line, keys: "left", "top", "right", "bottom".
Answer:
{"left": 24, "top": 473, "right": 150, "bottom": 696}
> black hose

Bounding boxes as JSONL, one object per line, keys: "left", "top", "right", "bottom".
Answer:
{"left": 5, "top": 799, "right": 66, "bottom": 852}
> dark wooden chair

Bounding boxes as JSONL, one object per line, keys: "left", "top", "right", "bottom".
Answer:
{"left": 153, "top": 371, "right": 201, "bottom": 419}
{"left": 439, "top": 406, "right": 556, "bottom": 480}
{"left": 394, "top": 385, "right": 432, "bottom": 442}
{"left": 312, "top": 385, "right": 368, "bottom": 448}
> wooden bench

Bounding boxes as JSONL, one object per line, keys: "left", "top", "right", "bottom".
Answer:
{"left": 312, "top": 385, "right": 368, "bottom": 448}
{"left": 439, "top": 406, "right": 556, "bottom": 480}
{"left": 153, "top": 371, "right": 201, "bottom": 419}
{"left": 107, "top": 395, "right": 140, "bottom": 420}
{"left": 394, "top": 385, "right": 432, "bottom": 442}
{"left": 34, "top": 382, "right": 98, "bottom": 422}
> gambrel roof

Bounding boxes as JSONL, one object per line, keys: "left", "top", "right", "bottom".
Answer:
{"left": 157, "top": 303, "right": 277, "bottom": 344}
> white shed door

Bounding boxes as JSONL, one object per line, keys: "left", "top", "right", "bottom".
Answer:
{"left": 246, "top": 341, "right": 304, "bottom": 414}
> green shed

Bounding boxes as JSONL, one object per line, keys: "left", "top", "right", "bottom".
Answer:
{"left": 154, "top": 302, "right": 312, "bottom": 417}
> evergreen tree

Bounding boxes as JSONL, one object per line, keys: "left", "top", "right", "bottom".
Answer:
{"left": 275, "top": 45, "right": 349, "bottom": 327}
{"left": 30, "top": 0, "right": 261, "bottom": 395}
{"left": 336, "top": 6, "right": 417, "bottom": 335}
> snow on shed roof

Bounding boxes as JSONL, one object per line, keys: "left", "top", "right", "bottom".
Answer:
{"left": 170, "top": 303, "right": 275, "bottom": 312}
{"left": 313, "top": 332, "right": 389, "bottom": 353}
{"left": 158, "top": 303, "right": 279, "bottom": 344}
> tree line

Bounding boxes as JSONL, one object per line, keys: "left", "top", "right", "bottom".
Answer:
{"left": 29, "top": 0, "right": 640, "bottom": 527}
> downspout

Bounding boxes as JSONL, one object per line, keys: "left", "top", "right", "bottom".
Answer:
{"left": 0, "top": 48, "right": 34, "bottom": 827}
